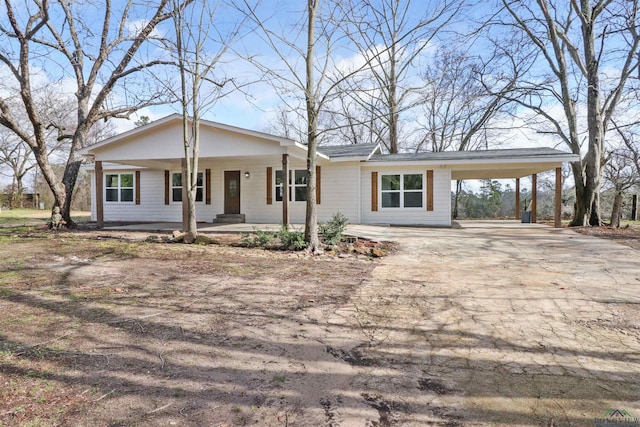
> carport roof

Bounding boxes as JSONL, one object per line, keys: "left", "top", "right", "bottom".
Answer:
{"left": 369, "top": 147, "right": 574, "bottom": 162}
{"left": 367, "top": 147, "right": 580, "bottom": 179}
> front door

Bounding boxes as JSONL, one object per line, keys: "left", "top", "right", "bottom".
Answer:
{"left": 224, "top": 170, "right": 241, "bottom": 214}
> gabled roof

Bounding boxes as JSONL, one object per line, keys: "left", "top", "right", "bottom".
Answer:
{"left": 318, "top": 143, "right": 381, "bottom": 161}
{"left": 367, "top": 147, "right": 580, "bottom": 180}
{"left": 79, "top": 113, "right": 302, "bottom": 155}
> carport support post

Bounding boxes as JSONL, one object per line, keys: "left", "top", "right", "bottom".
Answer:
{"left": 554, "top": 167, "right": 562, "bottom": 228}
{"left": 531, "top": 173, "right": 537, "bottom": 223}
{"left": 181, "top": 158, "right": 188, "bottom": 231}
{"left": 282, "top": 154, "right": 290, "bottom": 226}
{"left": 95, "top": 160, "right": 104, "bottom": 228}
{"left": 515, "top": 178, "right": 521, "bottom": 220}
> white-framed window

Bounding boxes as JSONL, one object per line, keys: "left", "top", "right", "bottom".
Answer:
{"left": 172, "top": 172, "right": 203, "bottom": 202}
{"left": 275, "top": 169, "right": 308, "bottom": 202}
{"left": 381, "top": 173, "right": 423, "bottom": 208}
{"left": 105, "top": 173, "right": 134, "bottom": 203}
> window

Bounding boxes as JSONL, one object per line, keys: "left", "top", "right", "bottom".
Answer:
{"left": 275, "top": 169, "right": 309, "bottom": 202}
{"left": 105, "top": 173, "right": 134, "bottom": 202}
{"left": 381, "top": 173, "right": 423, "bottom": 208}
{"left": 172, "top": 172, "right": 203, "bottom": 202}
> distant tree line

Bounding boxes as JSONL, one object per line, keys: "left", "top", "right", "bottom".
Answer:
{"left": 454, "top": 177, "right": 638, "bottom": 223}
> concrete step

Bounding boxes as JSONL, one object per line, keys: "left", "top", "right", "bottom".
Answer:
{"left": 214, "top": 214, "right": 246, "bottom": 224}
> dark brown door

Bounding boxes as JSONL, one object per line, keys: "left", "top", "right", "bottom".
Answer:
{"left": 224, "top": 170, "right": 241, "bottom": 214}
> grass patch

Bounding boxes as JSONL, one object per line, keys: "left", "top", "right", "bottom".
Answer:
{"left": 0, "top": 287, "right": 15, "bottom": 297}
{"left": 0, "top": 209, "right": 90, "bottom": 226}
{"left": 0, "top": 209, "right": 50, "bottom": 226}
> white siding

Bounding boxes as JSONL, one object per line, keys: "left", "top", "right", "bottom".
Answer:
{"left": 361, "top": 165, "right": 451, "bottom": 226}
{"left": 317, "top": 164, "right": 360, "bottom": 223}
{"left": 92, "top": 158, "right": 361, "bottom": 224}
{"left": 206, "top": 158, "right": 360, "bottom": 224}
{"left": 93, "top": 122, "right": 286, "bottom": 162}
{"left": 209, "top": 157, "right": 286, "bottom": 223}
{"left": 95, "top": 168, "right": 217, "bottom": 222}
{"left": 92, "top": 160, "right": 453, "bottom": 226}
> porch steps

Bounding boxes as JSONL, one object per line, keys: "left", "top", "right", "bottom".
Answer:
{"left": 214, "top": 214, "right": 246, "bottom": 224}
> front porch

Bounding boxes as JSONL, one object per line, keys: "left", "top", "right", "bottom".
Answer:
{"left": 100, "top": 220, "right": 555, "bottom": 238}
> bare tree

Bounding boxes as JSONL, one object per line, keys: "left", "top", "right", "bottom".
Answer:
{"left": 337, "top": 0, "right": 464, "bottom": 153}
{"left": 170, "top": 0, "right": 244, "bottom": 243}
{"left": 0, "top": 0, "right": 192, "bottom": 226}
{"left": 413, "top": 44, "right": 520, "bottom": 218}
{"left": 262, "top": 105, "right": 306, "bottom": 143}
{"left": 415, "top": 47, "right": 518, "bottom": 153}
{"left": 321, "top": 77, "right": 388, "bottom": 146}
{"left": 498, "top": 0, "right": 640, "bottom": 226}
{"left": 0, "top": 130, "right": 35, "bottom": 208}
{"left": 604, "top": 121, "right": 640, "bottom": 227}
{"left": 240, "top": 0, "right": 377, "bottom": 251}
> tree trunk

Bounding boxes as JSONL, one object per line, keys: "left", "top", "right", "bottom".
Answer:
{"left": 30, "top": 144, "right": 67, "bottom": 224}
{"left": 387, "top": 42, "right": 399, "bottom": 154}
{"left": 569, "top": 161, "right": 587, "bottom": 226}
{"left": 610, "top": 186, "right": 624, "bottom": 228}
{"left": 304, "top": 0, "right": 321, "bottom": 253}
{"left": 16, "top": 176, "right": 24, "bottom": 208}
{"left": 452, "top": 180, "right": 462, "bottom": 219}
{"left": 175, "top": 5, "right": 199, "bottom": 244}
{"left": 577, "top": 0, "right": 603, "bottom": 226}
{"left": 61, "top": 153, "right": 83, "bottom": 226}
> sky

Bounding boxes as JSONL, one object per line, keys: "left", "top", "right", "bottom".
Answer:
{"left": 111, "top": 0, "right": 479, "bottom": 137}
{"left": 1, "top": 0, "right": 634, "bottom": 194}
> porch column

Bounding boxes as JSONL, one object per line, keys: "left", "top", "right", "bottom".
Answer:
{"left": 282, "top": 154, "right": 290, "bottom": 226}
{"left": 531, "top": 173, "right": 537, "bottom": 223}
{"left": 95, "top": 160, "right": 104, "bottom": 228}
{"left": 181, "top": 158, "right": 188, "bottom": 231}
{"left": 515, "top": 178, "right": 521, "bottom": 220}
{"left": 554, "top": 167, "right": 562, "bottom": 228}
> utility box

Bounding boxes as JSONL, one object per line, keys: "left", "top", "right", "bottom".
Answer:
{"left": 521, "top": 211, "right": 532, "bottom": 223}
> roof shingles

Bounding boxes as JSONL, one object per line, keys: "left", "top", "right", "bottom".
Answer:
{"left": 317, "top": 143, "right": 380, "bottom": 158}
{"left": 368, "top": 147, "right": 575, "bottom": 162}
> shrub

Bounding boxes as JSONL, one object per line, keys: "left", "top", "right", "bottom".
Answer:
{"left": 241, "top": 228, "right": 276, "bottom": 248}
{"left": 277, "top": 226, "right": 308, "bottom": 250}
{"left": 319, "top": 212, "right": 348, "bottom": 245}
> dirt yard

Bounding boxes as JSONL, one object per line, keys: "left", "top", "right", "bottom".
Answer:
{"left": 0, "top": 227, "right": 385, "bottom": 426}
{"left": 1, "top": 222, "right": 639, "bottom": 426}
{"left": 572, "top": 223, "right": 640, "bottom": 250}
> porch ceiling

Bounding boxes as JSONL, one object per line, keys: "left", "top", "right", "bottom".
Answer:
{"left": 450, "top": 161, "right": 565, "bottom": 180}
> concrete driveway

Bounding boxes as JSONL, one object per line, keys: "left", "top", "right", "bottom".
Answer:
{"left": 102, "top": 220, "right": 640, "bottom": 425}
{"left": 337, "top": 221, "right": 640, "bottom": 425}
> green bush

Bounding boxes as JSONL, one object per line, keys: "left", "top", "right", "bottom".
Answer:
{"left": 241, "top": 228, "right": 276, "bottom": 248}
{"left": 319, "top": 212, "right": 348, "bottom": 245}
{"left": 277, "top": 226, "right": 308, "bottom": 250}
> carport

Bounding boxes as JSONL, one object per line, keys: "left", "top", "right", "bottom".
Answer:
{"left": 440, "top": 148, "right": 579, "bottom": 227}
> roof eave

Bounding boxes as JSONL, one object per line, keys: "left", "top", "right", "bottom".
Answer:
{"left": 364, "top": 154, "right": 580, "bottom": 167}
{"left": 80, "top": 113, "right": 300, "bottom": 155}
{"left": 328, "top": 156, "right": 371, "bottom": 162}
